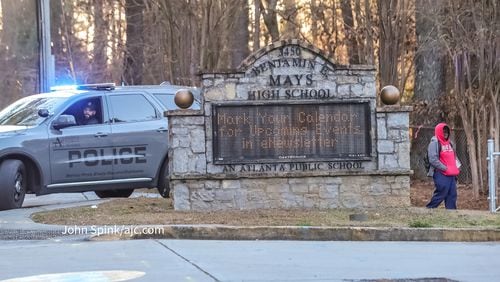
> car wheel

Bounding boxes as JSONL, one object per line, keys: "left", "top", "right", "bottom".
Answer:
{"left": 0, "top": 160, "right": 27, "bottom": 211}
{"left": 94, "top": 189, "right": 134, "bottom": 198}
{"left": 157, "top": 160, "right": 170, "bottom": 198}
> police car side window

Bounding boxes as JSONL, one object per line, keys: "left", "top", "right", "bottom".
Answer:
{"left": 62, "top": 97, "right": 103, "bottom": 126}
{"left": 109, "top": 94, "right": 157, "bottom": 123}
{"left": 153, "top": 93, "right": 176, "bottom": 110}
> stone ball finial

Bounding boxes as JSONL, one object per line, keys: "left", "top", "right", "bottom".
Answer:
{"left": 174, "top": 89, "right": 194, "bottom": 109}
{"left": 380, "top": 85, "right": 400, "bottom": 105}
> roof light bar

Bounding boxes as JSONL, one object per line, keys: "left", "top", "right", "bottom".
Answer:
{"left": 50, "top": 83, "right": 116, "bottom": 91}
{"left": 77, "top": 83, "right": 116, "bottom": 90}
{"left": 50, "top": 85, "right": 78, "bottom": 91}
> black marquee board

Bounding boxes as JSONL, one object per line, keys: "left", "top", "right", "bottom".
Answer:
{"left": 212, "top": 101, "right": 372, "bottom": 164}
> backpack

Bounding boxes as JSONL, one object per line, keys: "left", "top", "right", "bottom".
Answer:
{"left": 423, "top": 141, "right": 441, "bottom": 171}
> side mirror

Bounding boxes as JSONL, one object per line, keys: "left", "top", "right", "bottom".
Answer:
{"left": 38, "top": 109, "right": 49, "bottom": 118}
{"left": 52, "top": 115, "right": 77, "bottom": 130}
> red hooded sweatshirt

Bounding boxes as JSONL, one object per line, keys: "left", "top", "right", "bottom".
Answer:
{"left": 435, "top": 123, "right": 460, "bottom": 176}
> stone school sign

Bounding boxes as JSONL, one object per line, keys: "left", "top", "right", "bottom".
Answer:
{"left": 167, "top": 40, "right": 412, "bottom": 211}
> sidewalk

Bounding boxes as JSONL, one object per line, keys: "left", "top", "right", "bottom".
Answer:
{"left": 1, "top": 193, "right": 500, "bottom": 242}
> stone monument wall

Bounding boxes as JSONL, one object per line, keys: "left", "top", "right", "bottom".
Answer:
{"left": 167, "top": 40, "right": 412, "bottom": 211}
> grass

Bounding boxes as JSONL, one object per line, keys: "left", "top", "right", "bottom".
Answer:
{"left": 408, "top": 220, "right": 433, "bottom": 228}
{"left": 296, "top": 221, "right": 313, "bottom": 227}
{"left": 30, "top": 197, "right": 500, "bottom": 229}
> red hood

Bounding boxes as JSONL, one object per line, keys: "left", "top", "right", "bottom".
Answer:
{"left": 435, "top": 122, "right": 450, "bottom": 144}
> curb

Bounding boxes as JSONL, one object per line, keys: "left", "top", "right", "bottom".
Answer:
{"left": 112, "top": 225, "right": 500, "bottom": 242}
{"left": 4, "top": 195, "right": 499, "bottom": 242}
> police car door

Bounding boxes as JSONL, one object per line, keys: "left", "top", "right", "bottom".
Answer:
{"left": 107, "top": 93, "right": 167, "bottom": 181}
{"left": 48, "top": 96, "right": 113, "bottom": 187}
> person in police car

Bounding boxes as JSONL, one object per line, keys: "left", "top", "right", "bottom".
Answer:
{"left": 81, "top": 101, "right": 99, "bottom": 125}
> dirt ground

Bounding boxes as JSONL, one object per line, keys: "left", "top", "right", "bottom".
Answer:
{"left": 32, "top": 179, "right": 499, "bottom": 228}
{"left": 411, "top": 179, "right": 490, "bottom": 210}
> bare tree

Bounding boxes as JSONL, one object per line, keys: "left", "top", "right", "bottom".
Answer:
{"left": 307, "top": 0, "right": 339, "bottom": 57}
{"left": 310, "top": 0, "right": 318, "bottom": 43}
{"left": 92, "top": 0, "right": 109, "bottom": 82}
{"left": 410, "top": 0, "right": 447, "bottom": 178}
{"left": 122, "top": 0, "right": 145, "bottom": 85}
{"left": 253, "top": 0, "right": 262, "bottom": 51}
{"left": 0, "top": 0, "right": 38, "bottom": 107}
{"left": 260, "top": 0, "right": 280, "bottom": 42}
{"left": 108, "top": 0, "right": 126, "bottom": 84}
{"left": 378, "top": 0, "right": 414, "bottom": 91}
{"left": 340, "top": 0, "right": 359, "bottom": 64}
{"left": 360, "top": 0, "right": 375, "bottom": 64}
{"left": 230, "top": 1, "right": 250, "bottom": 68}
{"left": 434, "top": 0, "right": 500, "bottom": 197}
{"left": 413, "top": 0, "right": 445, "bottom": 122}
{"left": 282, "top": 0, "right": 299, "bottom": 39}
{"left": 302, "top": 0, "right": 378, "bottom": 65}
{"left": 214, "top": 1, "right": 247, "bottom": 70}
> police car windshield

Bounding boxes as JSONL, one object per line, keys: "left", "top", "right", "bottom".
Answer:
{"left": 0, "top": 96, "right": 65, "bottom": 126}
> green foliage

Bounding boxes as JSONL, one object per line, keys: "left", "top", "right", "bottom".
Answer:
{"left": 296, "top": 221, "right": 312, "bottom": 227}
{"left": 409, "top": 220, "right": 433, "bottom": 228}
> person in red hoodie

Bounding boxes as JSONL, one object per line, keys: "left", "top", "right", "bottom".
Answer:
{"left": 426, "top": 122, "right": 460, "bottom": 209}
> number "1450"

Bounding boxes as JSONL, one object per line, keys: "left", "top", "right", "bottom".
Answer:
{"left": 278, "top": 46, "right": 301, "bottom": 57}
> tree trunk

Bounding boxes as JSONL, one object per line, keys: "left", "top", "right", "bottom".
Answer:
{"left": 50, "top": 0, "right": 64, "bottom": 84}
{"left": 0, "top": 0, "right": 37, "bottom": 101}
{"left": 122, "top": 0, "right": 145, "bottom": 85}
{"left": 0, "top": 0, "right": 19, "bottom": 107}
{"left": 199, "top": 0, "right": 211, "bottom": 70}
{"left": 1, "top": 1, "right": 18, "bottom": 49}
{"left": 454, "top": 54, "right": 481, "bottom": 197}
{"left": 253, "top": 0, "right": 261, "bottom": 51}
{"left": 260, "top": 0, "right": 279, "bottom": 42}
{"left": 414, "top": 0, "right": 444, "bottom": 114}
{"left": 310, "top": 0, "right": 317, "bottom": 43}
{"left": 93, "top": 0, "right": 108, "bottom": 82}
{"left": 110, "top": 0, "right": 124, "bottom": 82}
{"left": 230, "top": 1, "right": 250, "bottom": 68}
{"left": 282, "top": 0, "right": 298, "bottom": 39}
{"left": 378, "top": 0, "right": 410, "bottom": 90}
{"left": 363, "top": 0, "right": 375, "bottom": 65}
{"left": 409, "top": 0, "right": 446, "bottom": 178}
{"left": 189, "top": 2, "right": 200, "bottom": 85}
{"left": 378, "top": 0, "right": 396, "bottom": 87}
{"left": 340, "top": 0, "right": 359, "bottom": 64}
{"left": 476, "top": 108, "right": 485, "bottom": 192}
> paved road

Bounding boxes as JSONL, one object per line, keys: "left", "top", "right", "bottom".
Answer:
{"left": 2, "top": 193, "right": 499, "bottom": 281}
{"left": 0, "top": 239, "right": 498, "bottom": 282}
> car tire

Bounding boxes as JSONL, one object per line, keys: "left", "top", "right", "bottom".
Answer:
{"left": 94, "top": 189, "right": 134, "bottom": 198}
{"left": 157, "top": 160, "right": 170, "bottom": 198}
{"left": 0, "top": 160, "right": 27, "bottom": 211}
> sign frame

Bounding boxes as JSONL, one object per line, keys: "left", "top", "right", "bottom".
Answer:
{"left": 212, "top": 100, "right": 373, "bottom": 165}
